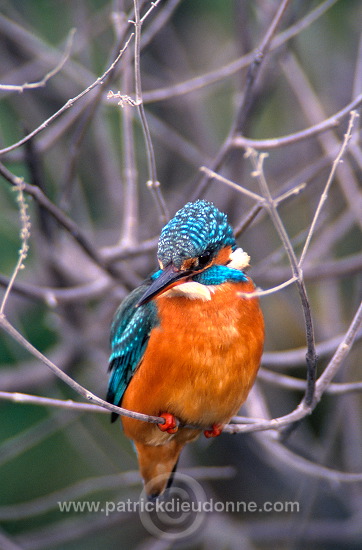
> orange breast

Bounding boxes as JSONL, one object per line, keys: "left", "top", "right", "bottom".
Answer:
{"left": 121, "top": 278, "right": 264, "bottom": 444}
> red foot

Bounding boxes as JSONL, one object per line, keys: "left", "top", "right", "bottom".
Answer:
{"left": 158, "top": 413, "right": 178, "bottom": 434}
{"left": 204, "top": 424, "right": 223, "bottom": 438}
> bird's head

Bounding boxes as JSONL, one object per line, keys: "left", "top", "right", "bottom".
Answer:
{"left": 137, "top": 200, "right": 250, "bottom": 306}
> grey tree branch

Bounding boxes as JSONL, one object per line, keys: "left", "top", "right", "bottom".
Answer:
{"left": 0, "top": 28, "right": 76, "bottom": 93}
{"left": 232, "top": 93, "right": 362, "bottom": 150}
{"left": 0, "top": 314, "right": 164, "bottom": 427}
{"left": 0, "top": 34, "right": 133, "bottom": 156}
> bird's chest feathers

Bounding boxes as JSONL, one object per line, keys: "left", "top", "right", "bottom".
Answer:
{"left": 138, "top": 279, "right": 261, "bottom": 425}
{"left": 151, "top": 281, "right": 254, "bottom": 369}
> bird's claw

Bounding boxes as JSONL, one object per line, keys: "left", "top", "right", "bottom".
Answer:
{"left": 204, "top": 424, "right": 222, "bottom": 438}
{"left": 158, "top": 413, "right": 179, "bottom": 434}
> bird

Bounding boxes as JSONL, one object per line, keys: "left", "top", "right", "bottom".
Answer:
{"left": 107, "top": 200, "right": 264, "bottom": 498}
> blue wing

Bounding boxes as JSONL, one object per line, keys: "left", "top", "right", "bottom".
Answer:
{"left": 107, "top": 284, "right": 158, "bottom": 422}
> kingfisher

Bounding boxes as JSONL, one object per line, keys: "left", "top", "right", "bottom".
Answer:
{"left": 107, "top": 200, "right": 264, "bottom": 498}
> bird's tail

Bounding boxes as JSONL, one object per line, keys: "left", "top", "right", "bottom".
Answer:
{"left": 135, "top": 440, "right": 183, "bottom": 499}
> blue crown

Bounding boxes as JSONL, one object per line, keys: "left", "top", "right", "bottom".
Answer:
{"left": 157, "top": 200, "right": 236, "bottom": 269}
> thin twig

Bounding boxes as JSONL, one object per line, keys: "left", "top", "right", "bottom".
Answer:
{"left": 200, "top": 166, "right": 263, "bottom": 202}
{"left": 246, "top": 149, "right": 318, "bottom": 409}
{"left": 238, "top": 277, "right": 298, "bottom": 299}
{"left": 234, "top": 0, "right": 291, "bottom": 131}
{"left": 140, "top": 0, "right": 182, "bottom": 49}
{"left": 0, "top": 314, "right": 164, "bottom": 426}
{"left": 0, "top": 179, "right": 30, "bottom": 314}
{"left": 0, "top": 391, "right": 108, "bottom": 414}
{"left": 257, "top": 252, "right": 362, "bottom": 283}
{"left": 142, "top": 0, "right": 339, "bottom": 103}
{"left": 193, "top": 0, "right": 292, "bottom": 200}
{"left": 313, "top": 301, "right": 362, "bottom": 405}
{"left": 0, "top": 34, "right": 133, "bottom": 156}
{"left": 0, "top": 28, "right": 76, "bottom": 93}
{"left": 299, "top": 110, "right": 358, "bottom": 266}
{"left": 0, "top": 163, "right": 121, "bottom": 280}
{"left": 227, "top": 300, "right": 362, "bottom": 434}
{"left": 234, "top": 204, "right": 263, "bottom": 237}
{"left": 0, "top": 274, "right": 116, "bottom": 306}
{"left": 255, "top": 430, "right": 362, "bottom": 483}
{"left": 262, "top": 329, "right": 362, "bottom": 368}
{"left": 201, "top": 165, "right": 306, "bottom": 207}
{"left": 232, "top": 93, "right": 362, "bottom": 150}
{"left": 131, "top": 0, "right": 168, "bottom": 224}
{"left": 258, "top": 368, "right": 362, "bottom": 395}
{"left": 118, "top": 46, "right": 138, "bottom": 247}
{"left": 282, "top": 52, "right": 362, "bottom": 230}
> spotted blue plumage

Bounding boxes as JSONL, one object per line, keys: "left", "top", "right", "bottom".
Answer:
{"left": 107, "top": 285, "right": 158, "bottom": 421}
{"left": 158, "top": 200, "right": 236, "bottom": 269}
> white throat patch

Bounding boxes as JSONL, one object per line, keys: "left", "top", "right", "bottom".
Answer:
{"left": 163, "top": 281, "right": 214, "bottom": 301}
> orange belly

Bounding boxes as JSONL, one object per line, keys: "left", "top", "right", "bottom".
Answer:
{"left": 121, "top": 278, "right": 264, "bottom": 445}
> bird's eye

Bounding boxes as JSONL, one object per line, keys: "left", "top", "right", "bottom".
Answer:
{"left": 197, "top": 251, "right": 212, "bottom": 268}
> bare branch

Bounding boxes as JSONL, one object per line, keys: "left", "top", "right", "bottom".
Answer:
{"left": 200, "top": 166, "right": 263, "bottom": 202}
{"left": 237, "top": 277, "right": 298, "bottom": 299}
{"left": 314, "top": 301, "right": 362, "bottom": 404}
{"left": 255, "top": 431, "right": 362, "bottom": 483}
{"left": 0, "top": 179, "right": 30, "bottom": 314}
{"left": 0, "top": 391, "right": 108, "bottom": 414}
{"left": 246, "top": 149, "right": 318, "bottom": 407}
{"left": 0, "top": 274, "right": 114, "bottom": 306}
{"left": 0, "top": 163, "right": 121, "bottom": 279}
{"left": 0, "top": 314, "right": 164, "bottom": 427}
{"left": 0, "top": 3, "right": 360, "bottom": 543}
{"left": 234, "top": 0, "right": 292, "bottom": 131}
{"left": 0, "top": 34, "right": 133, "bottom": 156}
{"left": 258, "top": 368, "right": 362, "bottom": 395}
{"left": 0, "top": 28, "right": 76, "bottom": 93}
{"left": 262, "top": 329, "right": 362, "bottom": 368}
{"left": 232, "top": 93, "right": 362, "bottom": 150}
{"left": 131, "top": 0, "right": 168, "bottom": 224}
{"left": 142, "top": 0, "right": 339, "bottom": 103}
{"left": 299, "top": 110, "right": 359, "bottom": 266}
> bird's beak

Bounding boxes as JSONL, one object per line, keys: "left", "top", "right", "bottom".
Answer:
{"left": 136, "top": 264, "right": 192, "bottom": 307}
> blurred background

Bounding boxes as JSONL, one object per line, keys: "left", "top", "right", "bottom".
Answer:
{"left": 0, "top": 1, "right": 361, "bottom": 549}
